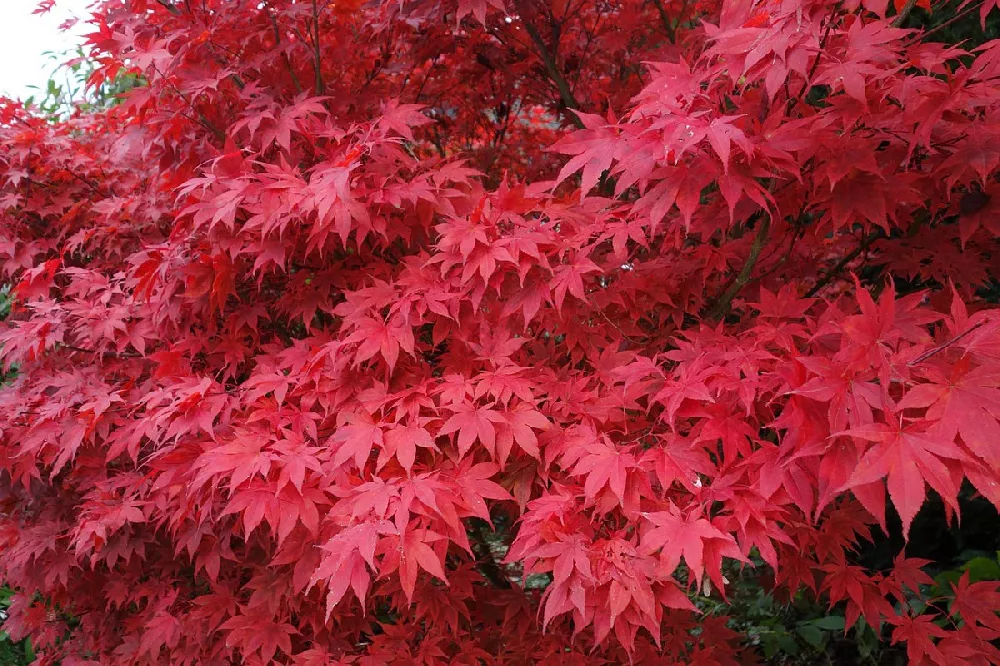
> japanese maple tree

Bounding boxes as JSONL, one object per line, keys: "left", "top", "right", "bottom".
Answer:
{"left": 2, "top": 0, "right": 1000, "bottom": 662}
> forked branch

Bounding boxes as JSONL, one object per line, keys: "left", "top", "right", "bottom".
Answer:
{"left": 522, "top": 20, "right": 586, "bottom": 129}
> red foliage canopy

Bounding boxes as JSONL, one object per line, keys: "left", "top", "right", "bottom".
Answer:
{"left": 2, "top": 0, "right": 1000, "bottom": 663}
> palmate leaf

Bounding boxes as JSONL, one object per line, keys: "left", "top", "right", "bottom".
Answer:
{"left": 2, "top": 0, "right": 1000, "bottom": 664}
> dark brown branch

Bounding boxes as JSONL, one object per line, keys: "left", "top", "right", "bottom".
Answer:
{"left": 62, "top": 167, "right": 114, "bottom": 198}
{"left": 650, "top": 0, "right": 677, "bottom": 43}
{"left": 155, "top": 0, "right": 182, "bottom": 15}
{"left": 522, "top": 20, "right": 585, "bottom": 129}
{"left": 705, "top": 213, "right": 771, "bottom": 320}
{"left": 788, "top": 9, "right": 838, "bottom": 112}
{"left": 311, "top": 0, "right": 326, "bottom": 95}
{"left": 805, "top": 247, "right": 862, "bottom": 298}
{"left": 430, "top": 125, "right": 447, "bottom": 159}
{"left": 891, "top": 0, "right": 919, "bottom": 27}
{"left": 805, "top": 229, "right": 880, "bottom": 298}
{"left": 152, "top": 65, "right": 226, "bottom": 141}
{"left": 482, "top": 99, "right": 513, "bottom": 177}
{"left": 468, "top": 519, "right": 512, "bottom": 589}
{"left": 753, "top": 224, "right": 806, "bottom": 284}
{"left": 266, "top": 4, "right": 303, "bottom": 93}
{"left": 62, "top": 345, "right": 141, "bottom": 359}
{"left": 910, "top": 1, "right": 980, "bottom": 42}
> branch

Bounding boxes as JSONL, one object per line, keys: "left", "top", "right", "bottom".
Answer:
{"left": 468, "top": 519, "right": 512, "bottom": 589}
{"left": 155, "top": 0, "right": 182, "bottom": 14}
{"left": 752, "top": 224, "right": 805, "bottom": 283}
{"left": 430, "top": 125, "right": 447, "bottom": 159}
{"left": 909, "top": 0, "right": 980, "bottom": 42}
{"left": 522, "top": 20, "right": 585, "bottom": 129}
{"left": 153, "top": 65, "right": 226, "bottom": 141}
{"left": 597, "top": 309, "right": 643, "bottom": 346}
{"left": 311, "top": 0, "right": 325, "bottom": 95}
{"left": 891, "top": 0, "right": 919, "bottom": 27}
{"left": 804, "top": 229, "right": 880, "bottom": 298}
{"left": 520, "top": 17, "right": 623, "bottom": 192}
{"left": 266, "top": 4, "right": 303, "bottom": 93}
{"left": 907, "top": 320, "right": 986, "bottom": 367}
{"left": 788, "top": 9, "right": 838, "bottom": 112}
{"left": 650, "top": 0, "right": 677, "bottom": 43}
{"left": 705, "top": 213, "right": 771, "bottom": 320}
{"left": 62, "top": 167, "right": 114, "bottom": 198}
{"left": 62, "top": 345, "right": 141, "bottom": 359}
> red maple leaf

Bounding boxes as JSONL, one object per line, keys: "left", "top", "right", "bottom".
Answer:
{"left": 839, "top": 421, "right": 967, "bottom": 536}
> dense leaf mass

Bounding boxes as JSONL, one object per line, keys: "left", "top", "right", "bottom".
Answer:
{"left": 2, "top": 0, "right": 1000, "bottom": 663}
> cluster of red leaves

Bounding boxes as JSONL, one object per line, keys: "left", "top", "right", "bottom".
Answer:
{"left": 2, "top": 0, "right": 1000, "bottom": 663}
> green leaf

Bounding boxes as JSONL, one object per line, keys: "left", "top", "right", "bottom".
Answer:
{"left": 777, "top": 631, "right": 800, "bottom": 655}
{"left": 796, "top": 624, "right": 825, "bottom": 647}
{"left": 761, "top": 634, "right": 779, "bottom": 659}
{"left": 962, "top": 556, "right": 1000, "bottom": 582}
{"left": 933, "top": 569, "right": 962, "bottom": 592}
{"left": 809, "top": 615, "right": 846, "bottom": 631}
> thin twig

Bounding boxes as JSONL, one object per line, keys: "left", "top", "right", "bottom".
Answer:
{"left": 908, "top": 0, "right": 981, "bottom": 43}
{"left": 788, "top": 8, "right": 839, "bottom": 112}
{"left": 597, "top": 310, "right": 643, "bottom": 346}
{"left": 805, "top": 230, "right": 880, "bottom": 298}
{"left": 805, "top": 246, "right": 863, "bottom": 298}
{"left": 753, "top": 224, "right": 806, "bottom": 283}
{"left": 676, "top": 0, "right": 691, "bottom": 35}
{"left": 152, "top": 65, "right": 226, "bottom": 141}
{"left": 62, "top": 345, "right": 142, "bottom": 359}
{"left": 907, "top": 320, "right": 986, "bottom": 367}
{"left": 266, "top": 5, "right": 303, "bottom": 93}
{"left": 63, "top": 167, "right": 114, "bottom": 198}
